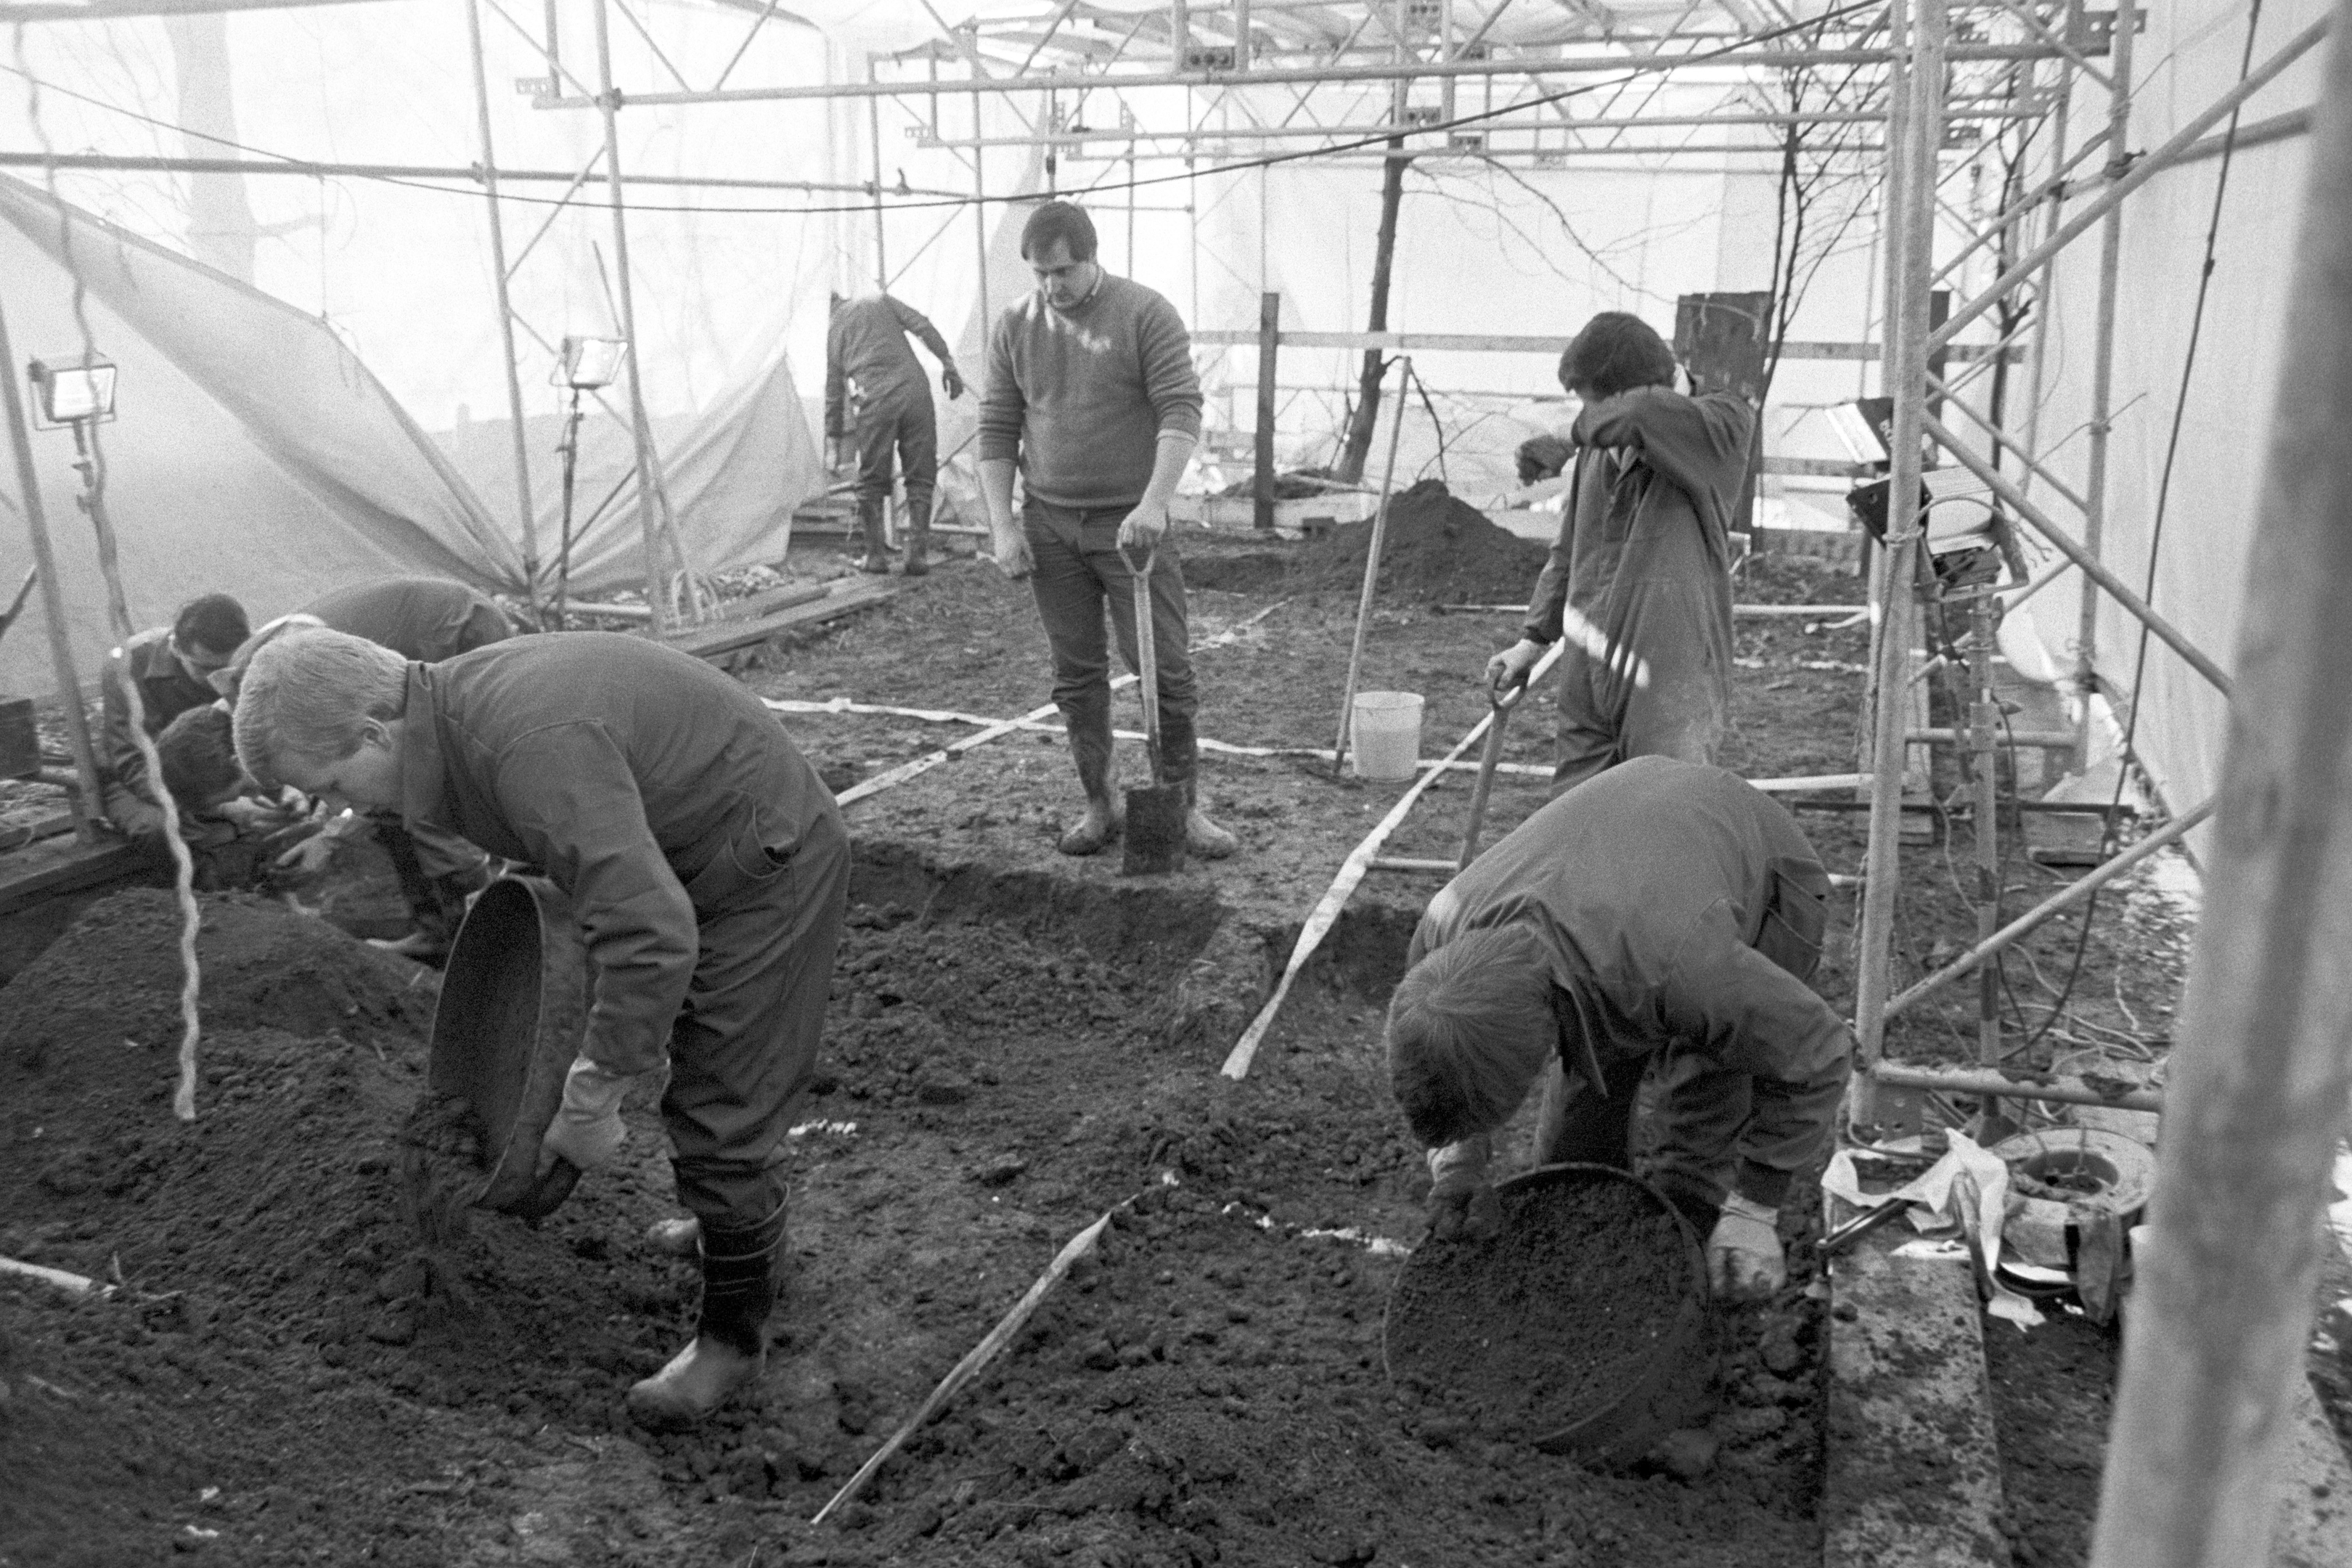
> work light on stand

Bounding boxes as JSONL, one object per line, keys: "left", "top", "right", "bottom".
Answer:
{"left": 550, "top": 337, "right": 624, "bottom": 630}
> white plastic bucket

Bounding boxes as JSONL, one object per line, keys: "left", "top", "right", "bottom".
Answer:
{"left": 1351, "top": 691, "right": 1424, "bottom": 782}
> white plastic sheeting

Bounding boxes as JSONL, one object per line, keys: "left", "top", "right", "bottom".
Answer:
{"left": 1988, "top": 0, "right": 2323, "bottom": 842}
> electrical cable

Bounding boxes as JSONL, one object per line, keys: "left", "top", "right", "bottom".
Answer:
{"left": 2016, "top": 0, "right": 2264, "bottom": 1057}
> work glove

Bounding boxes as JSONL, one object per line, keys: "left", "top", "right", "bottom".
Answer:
{"left": 1425, "top": 1139, "right": 1503, "bottom": 1244}
{"left": 942, "top": 362, "right": 966, "bottom": 400}
{"left": 1707, "top": 1192, "right": 1786, "bottom": 1302}
{"left": 537, "top": 1058, "right": 634, "bottom": 1177}
{"left": 1482, "top": 638, "right": 1545, "bottom": 699}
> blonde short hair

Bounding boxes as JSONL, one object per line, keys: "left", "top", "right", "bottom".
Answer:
{"left": 232, "top": 626, "right": 407, "bottom": 791}
{"left": 1385, "top": 924, "right": 1558, "bottom": 1147}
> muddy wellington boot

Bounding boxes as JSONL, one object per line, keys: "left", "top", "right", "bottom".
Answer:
{"left": 1056, "top": 729, "right": 1124, "bottom": 857}
{"left": 854, "top": 497, "right": 891, "bottom": 575}
{"left": 626, "top": 1203, "right": 785, "bottom": 1431}
{"left": 902, "top": 494, "right": 933, "bottom": 578}
{"left": 1182, "top": 780, "right": 1238, "bottom": 860}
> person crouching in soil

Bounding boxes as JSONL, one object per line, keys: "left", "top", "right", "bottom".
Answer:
{"left": 1383, "top": 756, "right": 1850, "bottom": 1302}
{"left": 232, "top": 627, "right": 848, "bottom": 1427}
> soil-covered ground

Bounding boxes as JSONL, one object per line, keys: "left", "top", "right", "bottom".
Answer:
{"left": 0, "top": 499, "right": 2219, "bottom": 1566}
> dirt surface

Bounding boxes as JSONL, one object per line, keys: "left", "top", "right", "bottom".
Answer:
{"left": 1386, "top": 1172, "right": 1699, "bottom": 1442}
{"left": 0, "top": 528, "right": 2216, "bottom": 1564}
{"left": 1983, "top": 1312, "right": 2116, "bottom": 1568}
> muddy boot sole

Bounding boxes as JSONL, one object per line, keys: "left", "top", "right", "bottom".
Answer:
{"left": 1185, "top": 809, "right": 1238, "bottom": 860}
{"left": 626, "top": 1339, "right": 765, "bottom": 1432}
{"left": 1055, "top": 807, "right": 1124, "bottom": 857}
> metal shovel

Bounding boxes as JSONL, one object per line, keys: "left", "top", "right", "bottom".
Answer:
{"left": 1456, "top": 675, "right": 1529, "bottom": 870}
{"left": 1120, "top": 546, "right": 1188, "bottom": 876}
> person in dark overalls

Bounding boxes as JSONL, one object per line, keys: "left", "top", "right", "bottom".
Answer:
{"left": 825, "top": 292, "right": 965, "bottom": 577}
{"left": 233, "top": 628, "right": 847, "bottom": 1427}
{"left": 1385, "top": 757, "right": 1850, "bottom": 1302}
{"left": 1485, "top": 314, "right": 1755, "bottom": 795}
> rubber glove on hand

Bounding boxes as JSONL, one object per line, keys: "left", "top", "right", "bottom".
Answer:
{"left": 537, "top": 1058, "right": 634, "bottom": 1177}
{"left": 1707, "top": 1192, "right": 1786, "bottom": 1302}
{"left": 1426, "top": 1163, "right": 1503, "bottom": 1244}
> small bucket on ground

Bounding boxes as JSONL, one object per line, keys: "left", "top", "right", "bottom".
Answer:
{"left": 1349, "top": 691, "right": 1424, "bottom": 782}
{"left": 424, "top": 875, "right": 590, "bottom": 1220}
{"left": 1382, "top": 1163, "right": 1713, "bottom": 1468}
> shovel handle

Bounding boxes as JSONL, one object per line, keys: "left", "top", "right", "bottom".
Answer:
{"left": 1122, "top": 548, "right": 1164, "bottom": 788}
{"left": 1456, "top": 693, "right": 1516, "bottom": 871}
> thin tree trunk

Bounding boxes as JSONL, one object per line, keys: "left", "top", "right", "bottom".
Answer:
{"left": 1335, "top": 140, "right": 1409, "bottom": 483}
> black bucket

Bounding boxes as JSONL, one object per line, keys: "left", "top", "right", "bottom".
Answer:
{"left": 1381, "top": 1163, "right": 1714, "bottom": 1468}
{"left": 424, "top": 875, "right": 589, "bottom": 1218}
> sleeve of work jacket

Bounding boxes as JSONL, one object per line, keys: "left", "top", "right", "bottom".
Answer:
{"left": 1520, "top": 450, "right": 1583, "bottom": 646}
{"left": 98, "top": 650, "right": 150, "bottom": 791}
{"left": 490, "top": 723, "right": 696, "bottom": 1079}
{"left": 888, "top": 295, "right": 955, "bottom": 367}
{"left": 823, "top": 315, "right": 848, "bottom": 441}
{"left": 1572, "top": 387, "right": 1755, "bottom": 521}
{"left": 1657, "top": 915, "right": 1852, "bottom": 1207}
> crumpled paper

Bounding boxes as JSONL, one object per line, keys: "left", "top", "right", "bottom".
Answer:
{"left": 1825, "top": 1133, "right": 2045, "bottom": 1328}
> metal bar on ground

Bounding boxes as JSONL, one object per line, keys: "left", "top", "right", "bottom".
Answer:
{"left": 1884, "top": 798, "right": 2213, "bottom": 1021}
{"left": 2091, "top": 7, "right": 2352, "bottom": 1548}
{"left": 1331, "top": 354, "right": 1411, "bottom": 776}
{"left": 1869, "top": 1062, "right": 2163, "bottom": 1113}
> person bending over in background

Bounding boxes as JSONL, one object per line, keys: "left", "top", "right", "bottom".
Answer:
{"left": 826, "top": 291, "right": 965, "bottom": 577}
{"left": 1484, "top": 314, "right": 1754, "bottom": 796}
{"left": 233, "top": 628, "right": 848, "bottom": 1427}
{"left": 99, "top": 592, "right": 249, "bottom": 841}
{"left": 1384, "top": 757, "right": 1850, "bottom": 1302}
{"left": 169, "top": 577, "right": 518, "bottom": 957}
{"left": 976, "top": 199, "right": 1236, "bottom": 860}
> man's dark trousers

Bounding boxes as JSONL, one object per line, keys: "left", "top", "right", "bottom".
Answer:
{"left": 854, "top": 385, "right": 937, "bottom": 510}
{"left": 1023, "top": 498, "right": 1199, "bottom": 797}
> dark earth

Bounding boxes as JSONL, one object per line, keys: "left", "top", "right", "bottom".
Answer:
{"left": 0, "top": 494, "right": 2216, "bottom": 1565}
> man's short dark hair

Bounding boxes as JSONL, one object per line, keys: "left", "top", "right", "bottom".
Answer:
{"left": 159, "top": 703, "right": 243, "bottom": 812}
{"left": 1020, "top": 201, "right": 1099, "bottom": 264}
{"left": 1558, "top": 312, "right": 1678, "bottom": 401}
{"left": 173, "top": 594, "right": 250, "bottom": 658}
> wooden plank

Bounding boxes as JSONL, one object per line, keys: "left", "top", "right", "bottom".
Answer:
{"left": 662, "top": 580, "right": 896, "bottom": 661}
{"left": 1824, "top": 1233, "right": 2010, "bottom": 1567}
{"left": 0, "top": 835, "right": 155, "bottom": 918}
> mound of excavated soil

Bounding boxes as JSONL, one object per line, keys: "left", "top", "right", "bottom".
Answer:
{"left": 1295, "top": 480, "right": 1550, "bottom": 605}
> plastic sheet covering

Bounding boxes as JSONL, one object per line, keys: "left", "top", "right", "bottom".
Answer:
{"left": 0, "top": 173, "right": 510, "bottom": 699}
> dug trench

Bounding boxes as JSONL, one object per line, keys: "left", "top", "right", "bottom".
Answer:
{"left": 0, "top": 839, "right": 1826, "bottom": 1568}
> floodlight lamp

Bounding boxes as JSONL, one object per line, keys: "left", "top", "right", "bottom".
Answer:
{"left": 27, "top": 356, "right": 118, "bottom": 428}
{"left": 553, "top": 336, "right": 625, "bottom": 391}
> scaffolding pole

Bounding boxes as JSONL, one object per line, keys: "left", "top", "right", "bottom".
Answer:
{"left": 465, "top": 0, "right": 542, "bottom": 616}
{"left": 2072, "top": 4, "right": 2133, "bottom": 769}
{"left": 0, "top": 290, "right": 102, "bottom": 839}
{"left": 1853, "top": 0, "right": 1944, "bottom": 1083}
{"left": 2091, "top": 2, "right": 2352, "bottom": 1553}
{"left": 589, "top": 0, "right": 670, "bottom": 634}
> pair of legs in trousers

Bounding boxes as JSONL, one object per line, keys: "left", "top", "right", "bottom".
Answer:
{"left": 1021, "top": 499, "right": 1234, "bottom": 859}
{"left": 627, "top": 809, "right": 850, "bottom": 1429}
{"left": 1548, "top": 579, "right": 1731, "bottom": 796}
{"left": 852, "top": 385, "right": 938, "bottom": 575}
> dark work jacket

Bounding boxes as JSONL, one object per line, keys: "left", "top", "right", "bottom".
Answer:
{"left": 1411, "top": 756, "right": 1847, "bottom": 1205}
{"left": 397, "top": 633, "right": 840, "bottom": 1078}
{"left": 302, "top": 579, "right": 513, "bottom": 663}
{"left": 101, "top": 628, "right": 222, "bottom": 795}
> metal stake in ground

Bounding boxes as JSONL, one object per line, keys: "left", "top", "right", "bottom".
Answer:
{"left": 1332, "top": 354, "right": 1413, "bottom": 777}
{"left": 1121, "top": 546, "right": 1187, "bottom": 875}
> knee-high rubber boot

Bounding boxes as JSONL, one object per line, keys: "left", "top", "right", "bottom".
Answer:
{"left": 855, "top": 497, "right": 891, "bottom": 574}
{"left": 1057, "top": 712, "right": 1122, "bottom": 856}
{"left": 626, "top": 1200, "right": 786, "bottom": 1431}
{"left": 903, "top": 494, "right": 933, "bottom": 578}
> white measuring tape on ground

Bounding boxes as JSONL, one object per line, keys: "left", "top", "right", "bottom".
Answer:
{"left": 1219, "top": 642, "right": 1569, "bottom": 1082}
